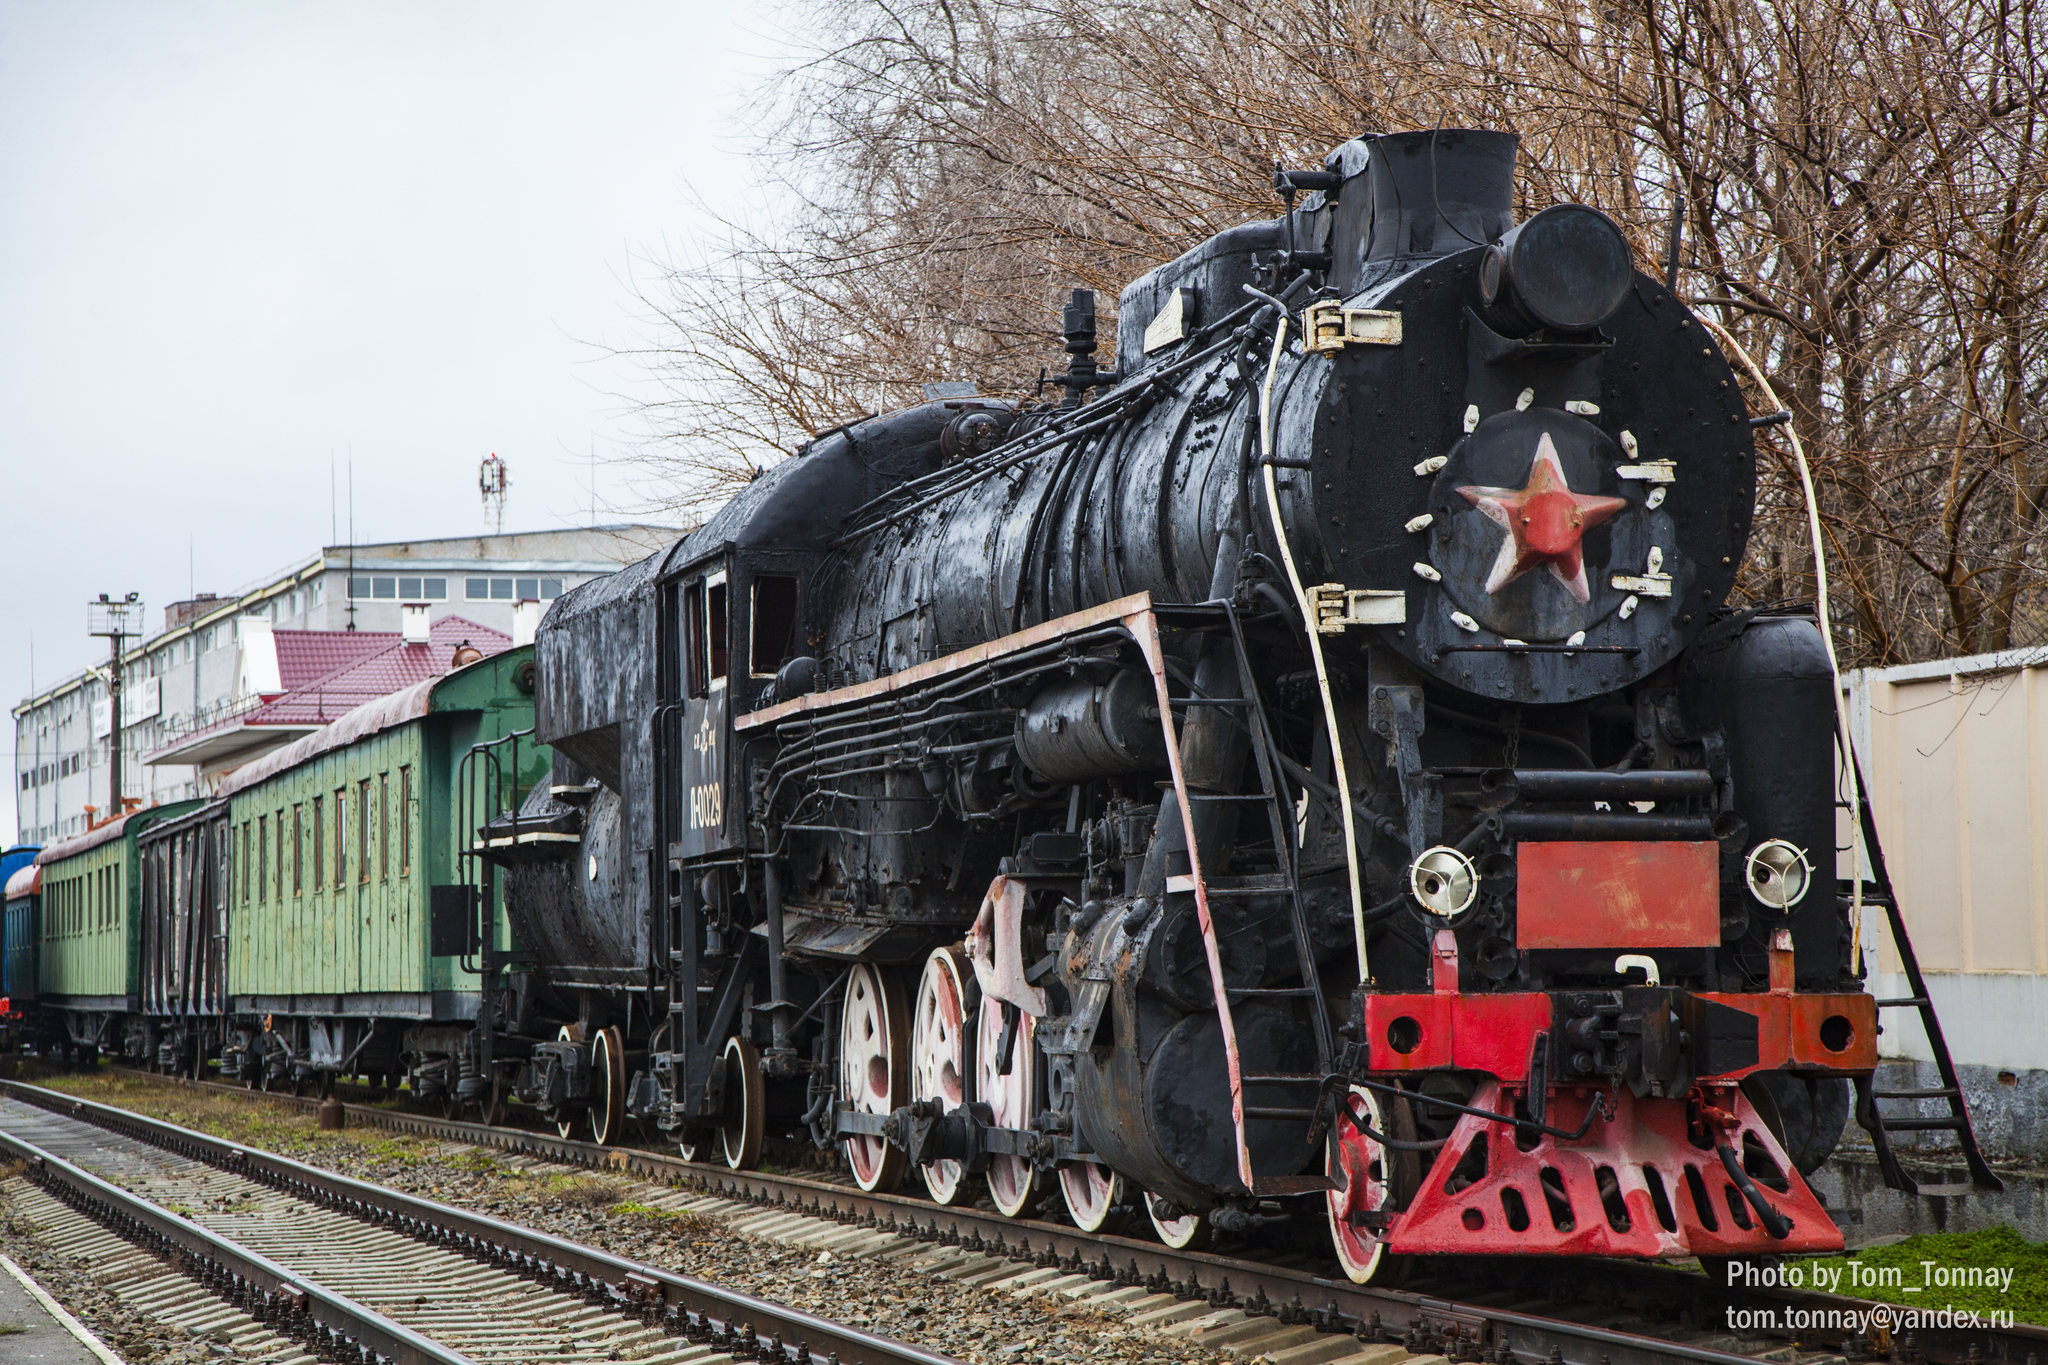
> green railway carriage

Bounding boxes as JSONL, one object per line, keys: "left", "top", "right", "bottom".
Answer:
{"left": 211, "top": 645, "right": 547, "bottom": 1100}
{"left": 31, "top": 801, "right": 203, "bottom": 1057}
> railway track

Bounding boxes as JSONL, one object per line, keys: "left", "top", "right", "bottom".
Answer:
{"left": 17, "top": 1073, "right": 2045, "bottom": 1365}
{"left": 0, "top": 1083, "right": 961, "bottom": 1365}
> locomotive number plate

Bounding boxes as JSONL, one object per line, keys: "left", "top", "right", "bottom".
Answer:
{"left": 676, "top": 690, "right": 732, "bottom": 858}
{"left": 1516, "top": 841, "right": 1718, "bottom": 948}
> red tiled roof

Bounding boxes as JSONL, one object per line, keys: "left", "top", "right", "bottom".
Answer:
{"left": 274, "top": 630, "right": 397, "bottom": 692}
{"left": 244, "top": 618, "right": 512, "bottom": 728}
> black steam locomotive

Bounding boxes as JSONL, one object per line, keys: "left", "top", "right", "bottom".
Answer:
{"left": 492, "top": 128, "right": 1891, "bottom": 1274}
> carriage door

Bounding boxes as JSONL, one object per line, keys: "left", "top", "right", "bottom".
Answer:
{"left": 676, "top": 567, "right": 736, "bottom": 859}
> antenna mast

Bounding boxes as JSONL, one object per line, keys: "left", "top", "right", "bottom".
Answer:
{"left": 480, "top": 453, "right": 509, "bottom": 535}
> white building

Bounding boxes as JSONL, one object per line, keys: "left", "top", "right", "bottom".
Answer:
{"left": 12, "top": 526, "right": 676, "bottom": 844}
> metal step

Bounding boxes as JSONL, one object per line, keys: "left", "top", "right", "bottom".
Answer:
{"left": 1874, "top": 1087, "right": 1961, "bottom": 1100}
{"left": 1844, "top": 746, "right": 2005, "bottom": 1198}
{"left": 1873, "top": 1116, "right": 1967, "bottom": 1133}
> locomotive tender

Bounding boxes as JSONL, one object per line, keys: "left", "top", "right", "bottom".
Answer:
{"left": 510, "top": 127, "right": 1911, "bottom": 1273}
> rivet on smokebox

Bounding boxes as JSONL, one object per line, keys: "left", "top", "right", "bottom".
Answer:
{"left": 319, "top": 1094, "right": 346, "bottom": 1131}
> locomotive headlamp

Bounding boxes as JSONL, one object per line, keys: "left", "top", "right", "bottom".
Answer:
{"left": 1744, "top": 839, "right": 1813, "bottom": 911}
{"left": 1409, "top": 846, "right": 1479, "bottom": 919}
{"left": 1478, "top": 204, "right": 1634, "bottom": 334}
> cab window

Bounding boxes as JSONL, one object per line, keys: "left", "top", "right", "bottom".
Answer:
{"left": 706, "top": 575, "right": 728, "bottom": 686}
{"left": 683, "top": 573, "right": 729, "bottom": 697}
{"left": 751, "top": 576, "right": 798, "bottom": 676}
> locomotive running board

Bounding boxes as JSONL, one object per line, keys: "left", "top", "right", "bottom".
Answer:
{"left": 740, "top": 591, "right": 1279, "bottom": 1196}
{"left": 737, "top": 592, "right": 1161, "bottom": 731}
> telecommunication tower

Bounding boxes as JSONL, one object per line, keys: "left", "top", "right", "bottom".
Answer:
{"left": 480, "top": 453, "right": 509, "bottom": 534}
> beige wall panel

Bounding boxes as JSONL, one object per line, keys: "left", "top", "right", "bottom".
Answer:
{"left": 1882, "top": 678, "right": 1965, "bottom": 971}
{"left": 1960, "top": 673, "right": 2035, "bottom": 970}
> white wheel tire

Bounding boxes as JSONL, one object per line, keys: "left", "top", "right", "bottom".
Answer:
{"left": 1146, "top": 1192, "right": 1213, "bottom": 1250}
{"left": 911, "top": 948, "right": 977, "bottom": 1205}
{"left": 720, "top": 1035, "right": 764, "bottom": 1171}
{"left": 840, "top": 963, "right": 908, "bottom": 1192}
{"left": 1060, "top": 1161, "right": 1130, "bottom": 1234}
{"left": 589, "top": 1025, "right": 627, "bottom": 1147}
{"left": 975, "top": 996, "right": 1039, "bottom": 1218}
{"left": 554, "top": 1024, "right": 583, "bottom": 1140}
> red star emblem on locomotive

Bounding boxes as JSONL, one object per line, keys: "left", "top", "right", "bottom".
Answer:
{"left": 1457, "top": 432, "right": 1627, "bottom": 604}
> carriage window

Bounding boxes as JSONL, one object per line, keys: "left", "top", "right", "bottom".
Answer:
{"left": 751, "top": 576, "right": 799, "bottom": 676}
{"left": 359, "top": 779, "right": 372, "bottom": 882}
{"left": 313, "top": 798, "right": 324, "bottom": 892}
{"left": 706, "top": 576, "right": 729, "bottom": 686}
{"left": 293, "top": 804, "right": 305, "bottom": 894}
{"left": 335, "top": 789, "right": 347, "bottom": 887}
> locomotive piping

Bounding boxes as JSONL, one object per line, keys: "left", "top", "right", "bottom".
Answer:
{"left": 1253, "top": 305, "right": 1371, "bottom": 981}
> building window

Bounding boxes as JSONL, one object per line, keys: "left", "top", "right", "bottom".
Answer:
{"left": 467, "top": 576, "right": 563, "bottom": 601}
{"left": 399, "top": 766, "right": 412, "bottom": 873}
{"left": 350, "top": 575, "right": 448, "bottom": 601}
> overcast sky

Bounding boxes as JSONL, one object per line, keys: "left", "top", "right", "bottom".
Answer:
{"left": 0, "top": 2, "right": 779, "bottom": 839}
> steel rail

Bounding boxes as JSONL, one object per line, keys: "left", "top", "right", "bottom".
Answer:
{"left": 0, "top": 1079, "right": 960, "bottom": 1365}
{"left": 39, "top": 1072, "right": 2039, "bottom": 1365}
{"left": 61, "top": 1072, "right": 2048, "bottom": 1365}
{"left": 0, "top": 1123, "right": 477, "bottom": 1365}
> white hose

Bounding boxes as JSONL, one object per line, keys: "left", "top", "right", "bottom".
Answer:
{"left": 1697, "top": 317, "right": 1865, "bottom": 950}
{"left": 1258, "top": 318, "right": 1371, "bottom": 981}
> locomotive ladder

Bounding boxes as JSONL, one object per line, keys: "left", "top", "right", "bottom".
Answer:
{"left": 1151, "top": 602, "right": 1337, "bottom": 1197}
{"left": 1842, "top": 752, "right": 2003, "bottom": 1197}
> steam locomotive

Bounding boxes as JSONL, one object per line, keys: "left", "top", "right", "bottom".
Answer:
{"left": 498, "top": 128, "right": 1892, "bottom": 1274}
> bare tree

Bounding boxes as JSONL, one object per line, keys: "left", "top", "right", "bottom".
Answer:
{"left": 628, "top": 0, "right": 2047, "bottom": 663}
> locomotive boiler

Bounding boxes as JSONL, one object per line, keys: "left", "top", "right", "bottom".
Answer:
{"left": 503, "top": 127, "right": 1925, "bottom": 1273}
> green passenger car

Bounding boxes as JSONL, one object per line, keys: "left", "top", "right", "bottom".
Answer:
{"left": 31, "top": 801, "right": 203, "bottom": 1058}
{"left": 214, "top": 646, "right": 547, "bottom": 1100}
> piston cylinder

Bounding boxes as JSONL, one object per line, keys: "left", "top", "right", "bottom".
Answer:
{"left": 1014, "top": 671, "right": 1166, "bottom": 783}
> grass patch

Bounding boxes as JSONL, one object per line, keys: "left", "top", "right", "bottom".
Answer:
{"left": 1804, "top": 1227, "right": 2048, "bottom": 1324}
{"left": 17, "top": 1070, "right": 442, "bottom": 1166}
{"left": 539, "top": 1173, "right": 623, "bottom": 1207}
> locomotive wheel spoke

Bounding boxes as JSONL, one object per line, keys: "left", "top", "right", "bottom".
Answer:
{"left": 590, "top": 1025, "right": 627, "bottom": 1147}
{"left": 1146, "top": 1192, "right": 1213, "bottom": 1250}
{"left": 719, "top": 1035, "right": 765, "bottom": 1170}
{"left": 911, "top": 947, "right": 978, "bottom": 1205}
{"left": 1060, "top": 1161, "right": 1132, "bottom": 1234}
{"left": 1327, "top": 1084, "right": 1419, "bottom": 1285}
{"left": 840, "top": 962, "right": 908, "bottom": 1192}
{"left": 976, "top": 994, "right": 1039, "bottom": 1218}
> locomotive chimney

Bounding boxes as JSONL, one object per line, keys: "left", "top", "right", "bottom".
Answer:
{"left": 1329, "top": 128, "right": 1518, "bottom": 290}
